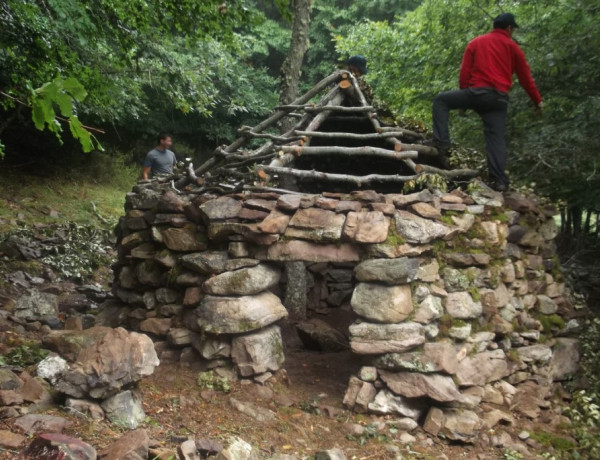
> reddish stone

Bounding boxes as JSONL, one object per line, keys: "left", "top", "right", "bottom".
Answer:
{"left": 238, "top": 207, "right": 270, "bottom": 221}
{"left": 335, "top": 200, "right": 362, "bottom": 213}
{"left": 243, "top": 199, "right": 277, "bottom": 212}
{"left": 343, "top": 211, "right": 389, "bottom": 243}
{"left": 369, "top": 202, "right": 396, "bottom": 215}
{"left": 257, "top": 211, "right": 291, "bottom": 234}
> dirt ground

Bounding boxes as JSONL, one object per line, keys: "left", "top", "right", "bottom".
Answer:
{"left": 2, "top": 317, "right": 565, "bottom": 460}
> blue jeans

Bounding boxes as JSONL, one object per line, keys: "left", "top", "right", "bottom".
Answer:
{"left": 433, "top": 87, "right": 509, "bottom": 186}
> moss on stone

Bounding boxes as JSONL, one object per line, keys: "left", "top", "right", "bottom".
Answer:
{"left": 537, "top": 313, "right": 566, "bottom": 333}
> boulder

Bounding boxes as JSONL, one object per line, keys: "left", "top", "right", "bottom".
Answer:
{"left": 231, "top": 326, "right": 284, "bottom": 377}
{"left": 445, "top": 291, "right": 483, "bottom": 319}
{"left": 395, "top": 210, "right": 449, "bottom": 244}
{"left": 286, "top": 208, "right": 346, "bottom": 242}
{"left": 367, "top": 389, "right": 426, "bottom": 419}
{"left": 379, "top": 371, "right": 464, "bottom": 403}
{"left": 54, "top": 328, "right": 159, "bottom": 399}
{"left": 516, "top": 345, "right": 552, "bottom": 363}
{"left": 351, "top": 283, "right": 413, "bottom": 323}
{"left": 295, "top": 318, "right": 349, "bottom": 352}
{"left": 0, "top": 369, "right": 24, "bottom": 391}
{"left": 197, "top": 292, "right": 288, "bottom": 334}
{"left": 199, "top": 196, "right": 243, "bottom": 221}
{"left": 42, "top": 327, "right": 113, "bottom": 362}
{"left": 374, "top": 341, "right": 459, "bottom": 374}
{"left": 440, "top": 409, "right": 483, "bottom": 443}
{"left": 203, "top": 264, "right": 280, "bottom": 296}
{"left": 101, "top": 389, "right": 146, "bottom": 429}
{"left": 263, "top": 240, "right": 360, "bottom": 263}
{"left": 14, "top": 414, "right": 72, "bottom": 435}
{"left": 17, "top": 433, "right": 96, "bottom": 460}
{"left": 353, "top": 258, "right": 419, "bottom": 285}
{"left": 550, "top": 338, "right": 580, "bottom": 380}
{"left": 455, "top": 350, "right": 509, "bottom": 386}
{"left": 215, "top": 436, "right": 258, "bottom": 460}
{"left": 98, "top": 428, "right": 149, "bottom": 459}
{"left": 0, "top": 430, "right": 26, "bottom": 449}
{"left": 413, "top": 295, "right": 444, "bottom": 324}
{"left": 349, "top": 322, "right": 424, "bottom": 354}
{"left": 13, "top": 290, "right": 59, "bottom": 321}
{"left": 342, "top": 211, "right": 389, "bottom": 243}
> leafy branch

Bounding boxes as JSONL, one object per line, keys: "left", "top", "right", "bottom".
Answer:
{"left": 0, "top": 77, "right": 103, "bottom": 157}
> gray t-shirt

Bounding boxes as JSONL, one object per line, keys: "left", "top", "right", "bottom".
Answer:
{"left": 144, "top": 148, "right": 176, "bottom": 177}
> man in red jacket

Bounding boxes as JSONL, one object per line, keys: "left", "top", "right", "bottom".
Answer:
{"left": 431, "top": 13, "right": 543, "bottom": 192}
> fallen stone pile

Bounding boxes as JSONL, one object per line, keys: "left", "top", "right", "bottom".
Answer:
{"left": 106, "top": 178, "right": 583, "bottom": 440}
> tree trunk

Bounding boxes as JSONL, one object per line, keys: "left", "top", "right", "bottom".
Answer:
{"left": 279, "top": 0, "right": 312, "bottom": 133}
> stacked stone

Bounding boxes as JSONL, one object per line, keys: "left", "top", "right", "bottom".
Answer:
{"left": 109, "top": 180, "right": 581, "bottom": 438}
{"left": 341, "top": 190, "right": 581, "bottom": 442}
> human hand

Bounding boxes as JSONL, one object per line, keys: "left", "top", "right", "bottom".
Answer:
{"left": 534, "top": 101, "right": 543, "bottom": 116}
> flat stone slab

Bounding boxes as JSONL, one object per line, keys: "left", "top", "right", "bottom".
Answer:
{"left": 197, "top": 292, "right": 288, "bottom": 334}
{"left": 199, "top": 196, "right": 243, "bottom": 221}
{"left": 379, "top": 370, "right": 464, "bottom": 403}
{"left": 286, "top": 208, "right": 346, "bottom": 242}
{"left": 349, "top": 322, "right": 424, "bottom": 354}
{"left": 260, "top": 241, "right": 360, "bottom": 263}
{"left": 202, "top": 264, "right": 280, "bottom": 296}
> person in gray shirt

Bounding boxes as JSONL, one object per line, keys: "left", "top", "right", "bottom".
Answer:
{"left": 142, "top": 132, "right": 177, "bottom": 180}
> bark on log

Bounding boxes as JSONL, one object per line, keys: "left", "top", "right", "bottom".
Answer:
{"left": 259, "top": 165, "right": 419, "bottom": 185}
{"left": 278, "top": 145, "right": 419, "bottom": 161}
{"left": 294, "top": 130, "right": 420, "bottom": 140}
{"left": 379, "top": 126, "right": 425, "bottom": 140}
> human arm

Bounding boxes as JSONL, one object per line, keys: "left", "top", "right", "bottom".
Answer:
{"left": 513, "top": 44, "right": 542, "bottom": 105}
{"left": 459, "top": 42, "right": 475, "bottom": 89}
{"left": 142, "top": 166, "right": 151, "bottom": 180}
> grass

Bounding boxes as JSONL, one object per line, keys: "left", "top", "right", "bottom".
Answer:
{"left": 0, "top": 154, "right": 138, "bottom": 232}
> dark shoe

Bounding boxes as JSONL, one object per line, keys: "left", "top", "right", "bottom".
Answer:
{"left": 490, "top": 181, "right": 508, "bottom": 192}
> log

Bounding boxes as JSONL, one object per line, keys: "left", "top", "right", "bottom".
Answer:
{"left": 379, "top": 126, "right": 425, "bottom": 140}
{"left": 259, "top": 165, "right": 419, "bottom": 185}
{"left": 403, "top": 158, "right": 479, "bottom": 179}
{"left": 243, "top": 185, "right": 308, "bottom": 195}
{"left": 304, "top": 105, "right": 374, "bottom": 113}
{"left": 294, "top": 130, "right": 421, "bottom": 141}
{"left": 278, "top": 145, "right": 419, "bottom": 161}
{"left": 195, "top": 70, "right": 347, "bottom": 171}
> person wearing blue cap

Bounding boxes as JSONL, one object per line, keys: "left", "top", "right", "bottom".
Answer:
{"left": 428, "top": 13, "right": 543, "bottom": 192}
{"left": 346, "top": 55, "right": 368, "bottom": 77}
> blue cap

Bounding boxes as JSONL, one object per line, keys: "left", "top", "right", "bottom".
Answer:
{"left": 347, "top": 55, "right": 368, "bottom": 75}
{"left": 494, "top": 13, "right": 519, "bottom": 28}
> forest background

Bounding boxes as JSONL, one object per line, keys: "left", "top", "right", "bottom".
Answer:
{"left": 1, "top": 0, "right": 599, "bottom": 287}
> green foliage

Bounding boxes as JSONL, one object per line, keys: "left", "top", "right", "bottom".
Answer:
{"left": 565, "top": 390, "right": 600, "bottom": 459}
{"left": 1, "top": 343, "right": 49, "bottom": 367}
{"left": 502, "top": 450, "right": 523, "bottom": 460}
{"left": 197, "top": 371, "right": 231, "bottom": 393}
{"left": 0, "top": 0, "right": 276, "bottom": 153}
{"left": 3, "top": 223, "right": 113, "bottom": 281}
{"left": 28, "top": 77, "right": 102, "bottom": 152}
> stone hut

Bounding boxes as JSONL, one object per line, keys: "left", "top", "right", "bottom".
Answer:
{"left": 105, "top": 70, "right": 582, "bottom": 441}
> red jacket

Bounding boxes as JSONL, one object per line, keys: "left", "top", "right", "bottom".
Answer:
{"left": 459, "top": 29, "right": 542, "bottom": 105}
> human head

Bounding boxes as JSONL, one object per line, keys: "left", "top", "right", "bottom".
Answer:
{"left": 156, "top": 132, "right": 172, "bottom": 149}
{"left": 347, "top": 55, "right": 368, "bottom": 76}
{"left": 493, "top": 13, "right": 518, "bottom": 35}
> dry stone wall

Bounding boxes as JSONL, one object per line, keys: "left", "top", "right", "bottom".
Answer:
{"left": 107, "top": 180, "right": 582, "bottom": 440}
